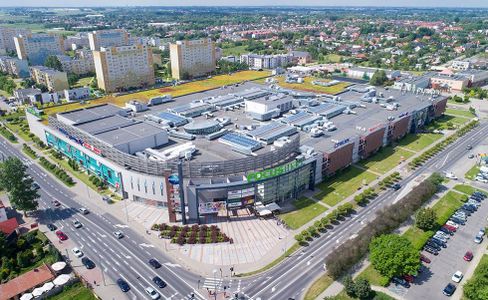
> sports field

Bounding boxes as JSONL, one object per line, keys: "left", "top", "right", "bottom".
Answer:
{"left": 42, "top": 70, "right": 270, "bottom": 116}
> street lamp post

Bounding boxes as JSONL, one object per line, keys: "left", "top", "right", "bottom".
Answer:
{"left": 213, "top": 269, "right": 217, "bottom": 300}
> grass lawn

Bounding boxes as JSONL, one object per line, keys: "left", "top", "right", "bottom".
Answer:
{"left": 73, "top": 76, "right": 94, "bottom": 88}
{"left": 303, "top": 274, "right": 334, "bottom": 300}
{"left": 323, "top": 54, "right": 343, "bottom": 63}
{"left": 279, "top": 197, "right": 327, "bottom": 229}
{"left": 236, "top": 242, "right": 300, "bottom": 277}
{"left": 431, "top": 191, "right": 467, "bottom": 226}
{"left": 316, "top": 166, "right": 377, "bottom": 207}
{"left": 445, "top": 108, "right": 475, "bottom": 118}
{"left": 397, "top": 133, "right": 443, "bottom": 152}
{"left": 335, "top": 290, "right": 395, "bottom": 300}
{"left": 275, "top": 76, "right": 351, "bottom": 95}
{"left": 222, "top": 45, "right": 248, "bottom": 57}
{"left": 403, "top": 227, "right": 434, "bottom": 251}
{"left": 4, "top": 121, "right": 32, "bottom": 142}
{"left": 359, "top": 146, "right": 414, "bottom": 174}
{"left": 463, "top": 254, "right": 488, "bottom": 299}
{"left": 42, "top": 70, "right": 270, "bottom": 117}
{"left": 427, "top": 115, "right": 469, "bottom": 131}
{"left": 358, "top": 264, "right": 389, "bottom": 287}
{"left": 47, "top": 282, "right": 97, "bottom": 300}
{"left": 465, "top": 164, "right": 481, "bottom": 180}
{"left": 453, "top": 184, "right": 487, "bottom": 196}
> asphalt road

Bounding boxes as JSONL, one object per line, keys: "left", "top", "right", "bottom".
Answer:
{"left": 1, "top": 120, "right": 487, "bottom": 300}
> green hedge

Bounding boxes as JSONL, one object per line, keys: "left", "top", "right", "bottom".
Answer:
{"left": 38, "top": 156, "right": 75, "bottom": 186}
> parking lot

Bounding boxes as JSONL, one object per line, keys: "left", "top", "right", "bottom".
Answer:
{"left": 401, "top": 188, "right": 488, "bottom": 300}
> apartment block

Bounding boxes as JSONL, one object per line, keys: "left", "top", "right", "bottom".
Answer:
{"left": 30, "top": 66, "right": 69, "bottom": 92}
{"left": 88, "top": 29, "right": 129, "bottom": 51}
{"left": 0, "top": 56, "right": 29, "bottom": 78}
{"left": 14, "top": 33, "right": 64, "bottom": 65}
{"left": 240, "top": 53, "right": 293, "bottom": 70}
{"left": 170, "top": 38, "right": 216, "bottom": 80}
{"left": 57, "top": 50, "right": 95, "bottom": 75}
{"left": 430, "top": 73, "right": 469, "bottom": 92}
{"left": 64, "top": 33, "right": 90, "bottom": 51}
{"left": 93, "top": 44, "right": 155, "bottom": 93}
{"left": 0, "top": 27, "right": 31, "bottom": 52}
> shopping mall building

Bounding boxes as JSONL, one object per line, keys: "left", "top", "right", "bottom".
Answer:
{"left": 26, "top": 81, "right": 447, "bottom": 223}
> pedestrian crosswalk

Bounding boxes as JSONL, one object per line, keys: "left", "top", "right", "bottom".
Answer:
{"left": 202, "top": 277, "right": 223, "bottom": 291}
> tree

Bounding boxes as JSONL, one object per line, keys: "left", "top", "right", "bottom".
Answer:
{"left": 44, "top": 55, "right": 63, "bottom": 71}
{"left": 354, "top": 278, "right": 372, "bottom": 299}
{"left": 369, "top": 234, "right": 420, "bottom": 279}
{"left": 0, "top": 157, "right": 39, "bottom": 215}
{"left": 343, "top": 276, "right": 356, "bottom": 297}
{"left": 415, "top": 207, "right": 437, "bottom": 231}
{"left": 369, "top": 70, "right": 388, "bottom": 86}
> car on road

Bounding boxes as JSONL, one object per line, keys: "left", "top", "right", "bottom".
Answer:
{"left": 152, "top": 276, "right": 166, "bottom": 288}
{"left": 113, "top": 231, "right": 124, "bottom": 239}
{"left": 52, "top": 200, "right": 60, "bottom": 207}
{"left": 55, "top": 230, "right": 68, "bottom": 241}
{"left": 451, "top": 271, "right": 463, "bottom": 283}
{"left": 79, "top": 207, "right": 89, "bottom": 214}
{"left": 423, "top": 246, "right": 439, "bottom": 256}
{"left": 392, "top": 183, "right": 401, "bottom": 190}
{"left": 445, "top": 172, "right": 458, "bottom": 180}
{"left": 73, "top": 220, "right": 82, "bottom": 228}
{"left": 474, "top": 233, "right": 484, "bottom": 244}
{"left": 46, "top": 223, "right": 57, "bottom": 231}
{"left": 72, "top": 247, "right": 83, "bottom": 258}
{"left": 446, "top": 221, "right": 460, "bottom": 229}
{"left": 420, "top": 254, "right": 431, "bottom": 264}
{"left": 149, "top": 259, "right": 162, "bottom": 269}
{"left": 81, "top": 257, "right": 95, "bottom": 269}
{"left": 464, "top": 251, "right": 474, "bottom": 261}
{"left": 468, "top": 154, "right": 475, "bottom": 159}
{"left": 32, "top": 182, "right": 40, "bottom": 189}
{"left": 145, "top": 287, "right": 161, "bottom": 299}
{"left": 467, "top": 145, "right": 473, "bottom": 150}
{"left": 391, "top": 277, "right": 410, "bottom": 288}
{"left": 117, "top": 278, "right": 130, "bottom": 292}
{"left": 443, "top": 283, "right": 456, "bottom": 296}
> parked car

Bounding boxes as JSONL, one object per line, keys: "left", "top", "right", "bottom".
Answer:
{"left": 72, "top": 247, "right": 83, "bottom": 258}
{"left": 152, "top": 276, "right": 167, "bottom": 288}
{"left": 145, "top": 287, "right": 161, "bottom": 300}
{"left": 473, "top": 192, "right": 486, "bottom": 198}
{"left": 403, "top": 274, "right": 415, "bottom": 283}
{"left": 453, "top": 212, "right": 467, "bottom": 220}
{"left": 46, "top": 223, "right": 57, "bottom": 231}
{"left": 435, "top": 231, "right": 450, "bottom": 239}
{"left": 81, "top": 257, "right": 95, "bottom": 269}
{"left": 451, "top": 271, "right": 463, "bottom": 283}
{"left": 149, "top": 259, "right": 162, "bottom": 269}
{"left": 456, "top": 208, "right": 472, "bottom": 216}
{"left": 113, "top": 231, "right": 124, "bottom": 239}
{"left": 55, "top": 230, "right": 68, "bottom": 241}
{"left": 392, "top": 183, "right": 401, "bottom": 190}
{"left": 420, "top": 254, "right": 431, "bottom": 264}
{"left": 423, "top": 246, "right": 439, "bottom": 256}
{"left": 430, "top": 238, "right": 447, "bottom": 248}
{"left": 73, "top": 220, "right": 83, "bottom": 228}
{"left": 433, "top": 234, "right": 448, "bottom": 243}
{"left": 446, "top": 221, "right": 460, "bottom": 229}
{"left": 438, "top": 227, "right": 454, "bottom": 236}
{"left": 474, "top": 233, "right": 483, "bottom": 244}
{"left": 79, "top": 207, "right": 89, "bottom": 214}
{"left": 464, "top": 251, "right": 474, "bottom": 262}
{"left": 425, "top": 241, "right": 441, "bottom": 251}
{"left": 443, "top": 224, "right": 457, "bottom": 232}
{"left": 449, "top": 217, "right": 465, "bottom": 225}
{"left": 117, "top": 278, "right": 130, "bottom": 292}
{"left": 443, "top": 283, "right": 456, "bottom": 296}
{"left": 391, "top": 277, "right": 410, "bottom": 288}
{"left": 475, "top": 177, "right": 488, "bottom": 183}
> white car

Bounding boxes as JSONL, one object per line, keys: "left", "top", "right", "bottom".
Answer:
{"left": 446, "top": 221, "right": 459, "bottom": 229}
{"left": 73, "top": 220, "right": 83, "bottom": 228}
{"left": 113, "top": 231, "right": 124, "bottom": 239}
{"left": 79, "top": 207, "right": 89, "bottom": 215}
{"left": 445, "top": 172, "right": 458, "bottom": 180}
{"left": 145, "top": 287, "right": 160, "bottom": 300}
{"left": 72, "top": 247, "right": 83, "bottom": 258}
{"left": 452, "top": 271, "right": 463, "bottom": 283}
{"left": 476, "top": 177, "right": 488, "bottom": 183}
{"left": 474, "top": 233, "right": 484, "bottom": 244}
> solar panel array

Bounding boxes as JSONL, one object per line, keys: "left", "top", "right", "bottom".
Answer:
{"left": 249, "top": 122, "right": 297, "bottom": 144}
{"left": 156, "top": 112, "right": 188, "bottom": 127}
{"left": 220, "top": 132, "right": 262, "bottom": 152}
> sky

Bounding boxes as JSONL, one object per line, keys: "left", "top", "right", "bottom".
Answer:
{"left": 4, "top": 0, "right": 488, "bottom": 8}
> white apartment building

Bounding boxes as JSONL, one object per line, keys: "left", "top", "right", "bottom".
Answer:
{"left": 451, "top": 60, "right": 471, "bottom": 71}
{"left": 93, "top": 44, "right": 155, "bottom": 93}
{"left": 0, "top": 27, "right": 31, "bottom": 52}
{"left": 0, "top": 56, "right": 29, "bottom": 78}
{"left": 14, "top": 33, "right": 64, "bottom": 65}
{"left": 170, "top": 38, "right": 216, "bottom": 80}
{"left": 88, "top": 29, "right": 129, "bottom": 51}
{"left": 240, "top": 53, "right": 293, "bottom": 70}
{"left": 57, "top": 50, "right": 95, "bottom": 75}
{"left": 64, "top": 87, "right": 90, "bottom": 102}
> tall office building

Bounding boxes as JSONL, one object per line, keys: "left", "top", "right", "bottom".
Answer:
{"left": 170, "top": 38, "right": 216, "bottom": 80}
{"left": 0, "top": 27, "right": 31, "bottom": 52}
{"left": 88, "top": 29, "right": 129, "bottom": 51}
{"left": 93, "top": 44, "right": 155, "bottom": 93}
{"left": 14, "top": 33, "right": 64, "bottom": 65}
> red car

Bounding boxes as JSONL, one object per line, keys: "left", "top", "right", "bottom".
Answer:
{"left": 55, "top": 230, "right": 68, "bottom": 241}
{"left": 420, "top": 254, "right": 431, "bottom": 264}
{"left": 443, "top": 224, "right": 457, "bottom": 232}
{"left": 403, "top": 274, "right": 415, "bottom": 283}
{"left": 52, "top": 200, "right": 60, "bottom": 207}
{"left": 464, "top": 251, "right": 474, "bottom": 262}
